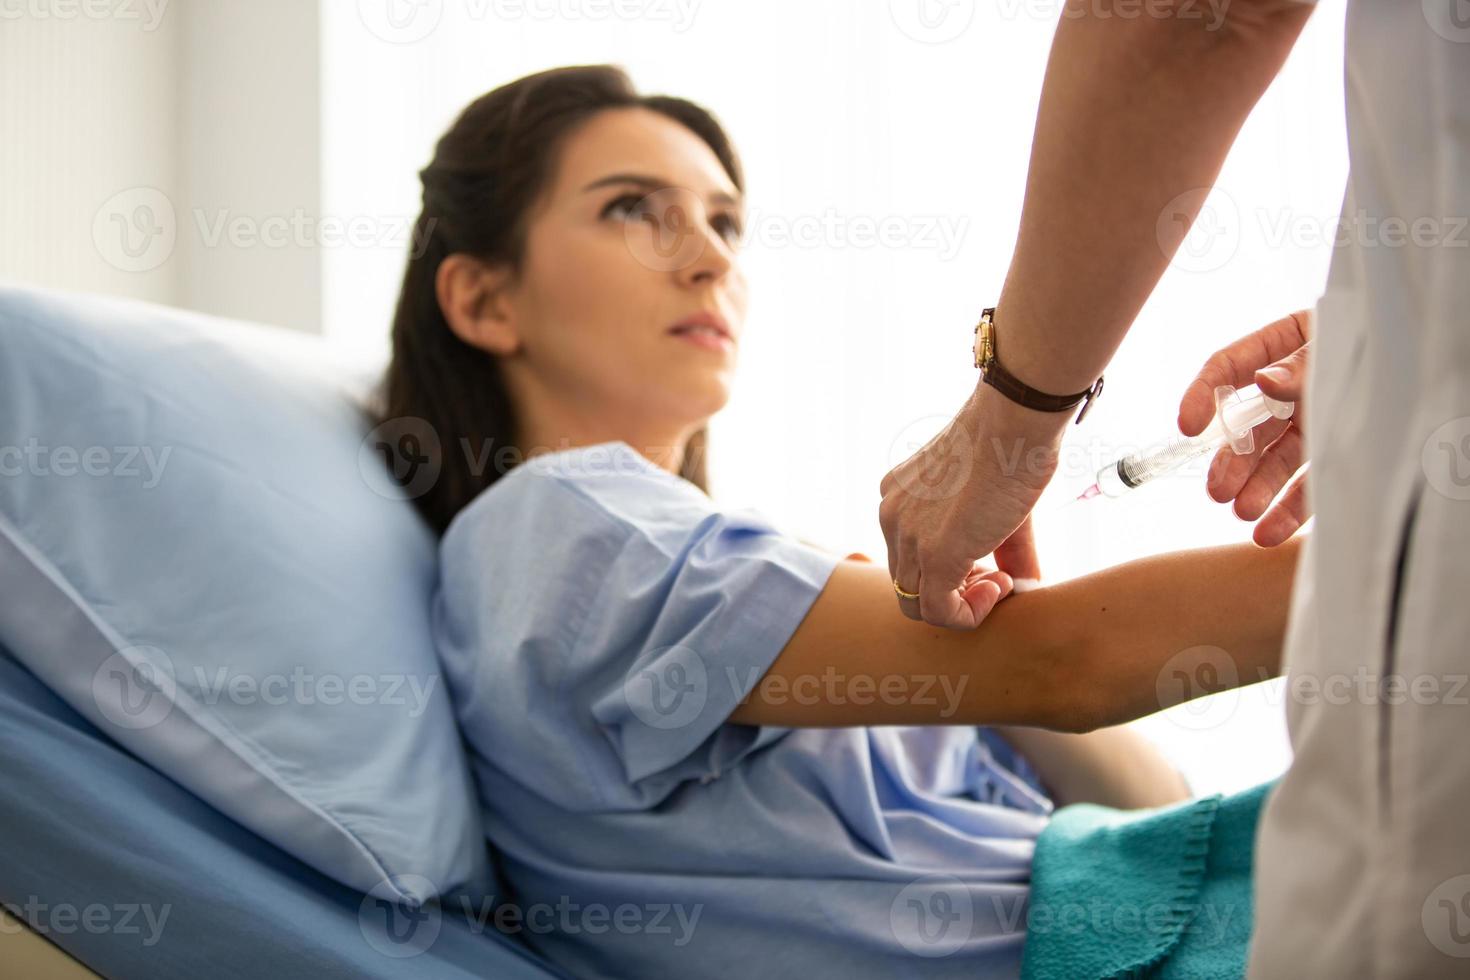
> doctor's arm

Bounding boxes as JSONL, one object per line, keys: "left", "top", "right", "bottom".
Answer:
{"left": 878, "top": 0, "right": 1316, "bottom": 629}
{"left": 984, "top": 0, "right": 1316, "bottom": 395}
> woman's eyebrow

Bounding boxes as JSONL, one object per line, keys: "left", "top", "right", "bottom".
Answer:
{"left": 581, "top": 172, "right": 741, "bottom": 208}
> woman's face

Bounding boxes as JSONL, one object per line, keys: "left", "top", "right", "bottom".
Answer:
{"left": 490, "top": 106, "right": 748, "bottom": 454}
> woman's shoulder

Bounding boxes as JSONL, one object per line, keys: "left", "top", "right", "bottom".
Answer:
{"left": 520, "top": 440, "right": 715, "bottom": 520}
{"left": 440, "top": 440, "right": 722, "bottom": 553}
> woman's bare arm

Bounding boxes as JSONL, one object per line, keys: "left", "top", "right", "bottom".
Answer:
{"left": 991, "top": 724, "right": 1192, "bottom": 809}
{"left": 729, "top": 536, "right": 1302, "bottom": 733}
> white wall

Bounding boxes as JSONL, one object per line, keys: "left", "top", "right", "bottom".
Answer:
{"left": 0, "top": 0, "right": 322, "bottom": 332}
{"left": 0, "top": 1, "right": 179, "bottom": 305}
{"left": 177, "top": 0, "right": 322, "bottom": 331}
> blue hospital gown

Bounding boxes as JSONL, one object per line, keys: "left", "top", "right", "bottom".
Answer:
{"left": 432, "top": 441, "right": 1053, "bottom": 979}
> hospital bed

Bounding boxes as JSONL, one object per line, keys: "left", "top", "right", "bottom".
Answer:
{"left": 0, "top": 643, "right": 567, "bottom": 979}
{"left": 0, "top": 283, "right": 572, "bottom": 979}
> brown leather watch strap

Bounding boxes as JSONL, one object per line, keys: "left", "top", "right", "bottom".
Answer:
{"left": 974, "top": 307, "right": 1104, "bottom": 424}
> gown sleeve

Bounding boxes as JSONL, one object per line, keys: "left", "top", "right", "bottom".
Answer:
{"left": 434, "top": 450, "right": 843, "bottom": 810}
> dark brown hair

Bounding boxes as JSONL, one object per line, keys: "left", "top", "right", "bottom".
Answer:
{"left": 375, "top": 64, "right": 744, "bottom": 535}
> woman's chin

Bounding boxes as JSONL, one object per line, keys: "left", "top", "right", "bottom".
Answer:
{"left": 659, "top": 374, "right": 732, "bottom": 420}
{"left": 692, "top": 380, "right": 733, "bottom": 419}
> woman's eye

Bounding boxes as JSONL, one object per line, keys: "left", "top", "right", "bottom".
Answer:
{"left": 602, "top": 193, "right": 743, "bottom": 248}
{"left": 601, "top": 193, "right": 653, "bottom": 222}
{"left": 714, "top": 214, "right": 744, "bottom": 247}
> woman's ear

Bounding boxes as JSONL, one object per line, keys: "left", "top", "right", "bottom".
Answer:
{"left": 435, "top": 253, "right": 522, "bottom": 356}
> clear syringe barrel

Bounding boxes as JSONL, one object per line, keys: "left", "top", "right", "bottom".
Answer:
{"left": 1095, "top": 384, "right": 1293, "bottom": 497}
{"left": 1106, "top": 429, "right": 1221, "bottom": 492}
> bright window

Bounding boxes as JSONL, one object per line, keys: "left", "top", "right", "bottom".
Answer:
{"left": 323, "top": 0, "right": 1350, "bottom": 794}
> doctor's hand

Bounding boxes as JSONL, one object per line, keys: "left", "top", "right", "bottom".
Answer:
{"left": 879, "top": 382, "right": 1067, "bottom": 629}
{"left": 1178, "top": 310, "right": 1313, "bottom": 548}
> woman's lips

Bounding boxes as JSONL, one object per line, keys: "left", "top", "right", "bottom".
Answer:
{"left": 668, "top": 312, "right": 735, "bottom": 354}
{"left": 670, "top": 325, "right": 734, "bottom": 353}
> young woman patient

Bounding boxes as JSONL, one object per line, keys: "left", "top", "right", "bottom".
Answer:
{"left": 377, "top": 65, "right": 1300, "bottom": 980}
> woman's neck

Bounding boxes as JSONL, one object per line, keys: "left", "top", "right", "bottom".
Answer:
{"left": 516, "top": 418, "right": 691, "bottom": 476}
{"left": 502, "top": 368, "right": 700, "bottom": 477}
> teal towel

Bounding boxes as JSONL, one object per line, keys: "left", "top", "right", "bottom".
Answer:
{"left": 1021, "top": 780, "right": 1274, "bottom": 980}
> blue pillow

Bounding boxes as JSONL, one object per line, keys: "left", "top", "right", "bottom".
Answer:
{"left": 0, "top": 283, "right": 485, "bottom": 905}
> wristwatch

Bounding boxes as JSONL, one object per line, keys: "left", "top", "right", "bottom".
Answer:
{"left": 973, "top": 307, "right": 1104, "bottom": 424}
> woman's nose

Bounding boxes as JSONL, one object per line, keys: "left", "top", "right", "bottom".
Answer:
{"left": 675, "top": 218, "right": 736, "bottom": 288}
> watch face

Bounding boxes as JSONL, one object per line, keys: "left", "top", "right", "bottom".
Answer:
{"left": 973, "top": 320, "right": 993, "bottom": 369}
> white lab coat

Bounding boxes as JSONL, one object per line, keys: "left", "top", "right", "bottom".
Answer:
{"left": 1248, "top": 2, "right": 1470, "bottom": 977}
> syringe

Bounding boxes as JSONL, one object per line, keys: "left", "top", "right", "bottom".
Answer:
{"left": 1078, "top": 383, "right": 1294, "bottom": 500}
